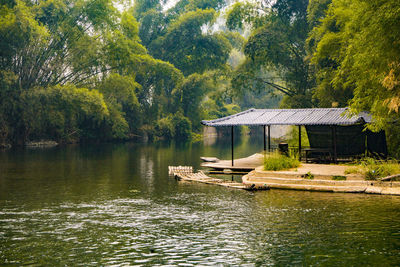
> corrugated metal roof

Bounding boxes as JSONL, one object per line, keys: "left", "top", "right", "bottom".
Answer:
{"left": 201, "top": 108, "right": 371, "bottom": 127}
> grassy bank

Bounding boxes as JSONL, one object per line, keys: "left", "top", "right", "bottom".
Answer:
{"left": 345, "top": 158, "right": 400, "bottom": 180}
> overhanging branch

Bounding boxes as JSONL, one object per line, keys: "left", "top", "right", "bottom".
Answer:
{"left": 254, "top": 77, "right": 295, "bottom": 96}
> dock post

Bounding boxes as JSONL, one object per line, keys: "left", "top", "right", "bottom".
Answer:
{"left": 299, "top": 125, "right": 302, "bottom": 161}
{"left": 231, "top": 126, "right": 234, "bottom": 166}
{"left": 268, "top": 125, "right": 271, "bottom": 152}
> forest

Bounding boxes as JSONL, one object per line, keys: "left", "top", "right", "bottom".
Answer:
{"left": 0, "top": 0, "right": 399, "bottom": 156}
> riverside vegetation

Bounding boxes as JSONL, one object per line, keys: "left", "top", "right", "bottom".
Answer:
{"left": 263, "top": 150, "right": 400, "bottom": 181}
{"left": 345, "top": 159, "right": 400, "bottom": 180}
{"left": 263, "top": 152, "right": 301, "bottom": 171}
{"left": 1, "top": 0, "right": 400, "bottom": 159}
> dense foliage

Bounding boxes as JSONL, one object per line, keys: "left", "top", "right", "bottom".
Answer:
{"left": 225, "top": 0, "right": 400, "bottom": 157}
{"left": 1, "top": 0, "right": 399, "bottom": 157}
{"left": 0, "top": 0, "right": 241, "bottom": 145}
{"left": 309, "top": 0, "right": 400, "bottom": 156}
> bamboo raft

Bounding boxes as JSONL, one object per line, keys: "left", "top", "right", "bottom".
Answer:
{"left": 168, "top": 166, "right": 269, "bottom": 191}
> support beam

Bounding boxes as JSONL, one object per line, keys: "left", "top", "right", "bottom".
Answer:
{"left": 231, "top": 126, "right": 234, "bottom": 166}
{"left": 268, "top": 125, "right": 271, "bottom": 152}
{"left": 332, "top": 126, "right": 337, "bottom": 164}
{"left": 263, "top": 125, "right": 266, "bottom": 152}
{"left": 299, "top": 125, "right": 302, "bottom": 161}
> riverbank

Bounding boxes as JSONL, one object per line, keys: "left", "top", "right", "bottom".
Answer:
{"left": 242, "top": 164, "right": 400, "bottom": 196}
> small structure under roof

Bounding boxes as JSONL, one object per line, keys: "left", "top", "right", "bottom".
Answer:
{"left": 201, "top": 108, "right": 386, "bottom": 166}
{"left": 201, "top": 108, "right": 371, "bottom": 127}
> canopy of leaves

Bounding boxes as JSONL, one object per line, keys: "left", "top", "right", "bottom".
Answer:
{"left": 151, "top": 8, "right": 232, "bottom": 76}
{"left": 132, "top": 0, "right": 161, "bottom": 19}
{"left": 0, "top": 0, "right": 180, "bottom": 143}
{"left": 227, "top": 0, "right": 314, "bottom": 108}
{"left": 173, "top": 73, "right": 215, "bottom": 131}
{"left": 97, "top": 74, "right": 141, "bottom": 135}
{"left": 21, "top": 84, "right": 109, "bottom": 141}
{"left": 311, "top": 0, "right": 400, "bottom": 130}
{"left": 134, "top": 58, "right": 183, "bottom": 124}
{"left": 0, "top": 0, "right": 151, "bottom": 90}
{"left": 185, "top": 0, "right": 226, "bottom": 11}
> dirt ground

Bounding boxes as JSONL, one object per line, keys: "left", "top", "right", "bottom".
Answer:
{"left": 266, "top": 163, "right": 365, "bottom": 180}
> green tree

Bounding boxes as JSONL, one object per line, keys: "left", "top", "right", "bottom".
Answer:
{"left": 308, "top": 0, "right": 352, "bottom": 108}
{"left": 97, "top": 74, "right": 141, "bottom": 137}
{"left": 0, "top": 0, "right": 153, "bottom": 143}
{"left": 171, "top": 112, "right": 192, "bottom": 140}
{"left": 226, "top": 1, "right": 268, "bottom": 31}
{"left": 154, "top": 112, "right": 192, "bottom": 141}
{"left": 155, "top": 116, "right": 175, "bottom": 140}
{"left": 0, "top": 0, "right": 129, "bottom": 89}
{"left": 132, "top": 0, "right": 161, "bottom": 19}
{"left": 103, "top": 11, "right": 147, "bottom": 75}
{"left": 137, "top": 9, "right": 168, "bottom": 49}
{"left": 0, "top": 71, "right": 20, "bottom": 145}
{"left": 173, "top": 73, "right": 215, "bottom": 131}
{"left": 185, "top": 0, "right": 226, "bottom": 11}
{"left": 311, "top": 0, "right": 400, "bottom": 127}
{"left": 21, "top": 84, "right": 109, "bottom": 142}
{"left": 310, "top": 0, "right": 400, "bottom": 156}
{"left": 134, "top": 58, "right": 184, "bottom": 124}
{"left": 227, "top": 0, "right": 314, "bottom": 108}
{"left": 151, "top": 8, "right": 232, "bottom": 76}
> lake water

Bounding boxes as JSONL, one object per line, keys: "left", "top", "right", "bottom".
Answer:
{"left": 1, "top": 136, "right": 400, "bottom": 266}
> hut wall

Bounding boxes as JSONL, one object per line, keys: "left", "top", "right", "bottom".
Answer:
{"left": 305, "top": 125, "right": 366, "bottom": 157}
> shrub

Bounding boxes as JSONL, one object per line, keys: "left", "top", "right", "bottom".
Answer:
{"left": 345, "top": 158, "right": 400, "bottom": 180}
{"left": 155, "top": 117, "right": 175, "bottom": 139}
{"left": 172, "top": 113, "right": 192, "bottom": 140}
{"left": 264, "top": 152, "right": 301, "bottom": 171}
{"left": 303, "top": 172, "right": 314, "bottom": 179}
{"left": 332, "top": 175, "right": 347, "bottom": 181}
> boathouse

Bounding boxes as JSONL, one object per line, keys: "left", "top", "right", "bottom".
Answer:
{"left": 201, "top": 108, "right": 387, "bottom": 164}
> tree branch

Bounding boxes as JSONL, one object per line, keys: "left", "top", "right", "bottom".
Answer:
{"left": 254, "top": 77, "right": 295, "bottom": 96}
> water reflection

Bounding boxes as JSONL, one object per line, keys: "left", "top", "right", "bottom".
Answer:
{"left": 0, "top": 140, "right": 400, "bottom": 265}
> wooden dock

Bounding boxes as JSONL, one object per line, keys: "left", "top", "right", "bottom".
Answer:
{"left": 168, "top": 166, "right": 269, "bottom": 191}
{"left": 200, "top": 153, "right": 264, "bottom": 171}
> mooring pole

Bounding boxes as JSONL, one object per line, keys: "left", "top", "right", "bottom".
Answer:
{"left": 231, "top": 126, "right": 234, "bottom": 166}
{"left": 299, "top": 125, "right": 302, "bottom": 161}
{"left": 268, "top": 125, "right": 271, "bottom": 152}
{"left": 263, "top": 125, "right": 266, "bottom": 152}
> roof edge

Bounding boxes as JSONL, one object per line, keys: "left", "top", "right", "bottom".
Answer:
{"left": 201, "top": 107, "right": 371, "bottom": 127}
{"left": 201, "top": 108, "right": 255, "bottom": 126}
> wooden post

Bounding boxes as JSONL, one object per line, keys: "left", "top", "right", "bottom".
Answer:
{"left": 268, "top": 125, "right": 271, "bottom": 152}
{"left": 263, "top": 125, "right": 266, "bottom": 152}
{"left": 231, "top": 126, "right": 234, "bottom": 166}
{"left": 332, "top": 126, "right": 337, "bottom": 164}
{"left": 299, "top": 125, "right": 302, "bottom": 161}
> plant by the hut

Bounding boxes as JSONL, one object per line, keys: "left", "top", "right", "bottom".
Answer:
{"left": 345, "top": 158, "right": 400, "bottom": 180}
{"left": 303, "top": 172, "right": 314, "bottom": 180}
{"left": 264, "top": 152, "right": 300, "bottom": 171}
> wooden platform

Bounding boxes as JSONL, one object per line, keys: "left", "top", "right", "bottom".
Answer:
{"left": 200, "top": 153, "right": 264, "bottom": 171}
{"left": 168, "top": 166, "right": 269, "bottom": 191}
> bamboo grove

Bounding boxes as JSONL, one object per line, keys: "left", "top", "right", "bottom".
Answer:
{"left": 1, "top": 0, "right": 399, "bottom": 156}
